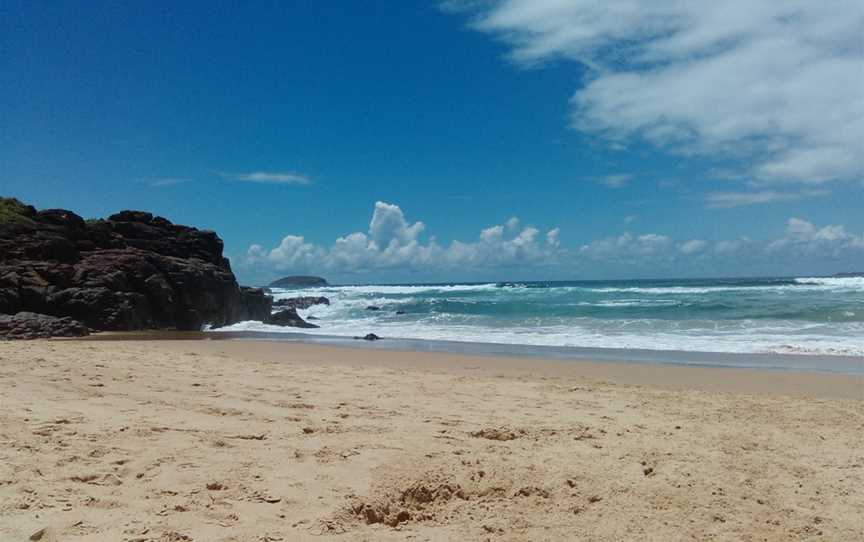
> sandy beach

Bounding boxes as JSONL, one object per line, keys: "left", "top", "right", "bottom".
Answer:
{"left": 1, "top": 339, "right": 862, "bottom": 541}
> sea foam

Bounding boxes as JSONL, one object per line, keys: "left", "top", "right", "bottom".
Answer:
{"left": 214, "top": 276, "right": 864, "bottom": 357}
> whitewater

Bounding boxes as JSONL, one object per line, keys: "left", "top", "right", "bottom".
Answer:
{"left": 215, "top": 277, "right": 864, "bottom": 357}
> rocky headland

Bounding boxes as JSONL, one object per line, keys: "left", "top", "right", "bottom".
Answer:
{"left": 0, "top": 197, "right": 278, "bottom": 338}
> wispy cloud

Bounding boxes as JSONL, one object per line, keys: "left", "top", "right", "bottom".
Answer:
{"left": 706, "top": 190, "right": 829, "bottom": 208}
{"left": 593, "top": 174, "right": 632, "bottom": 189}
{"left": 452, "top": 1, "right": 864, "bottom": 187}
{"left": 148, "top": 177, "right": 191, "bottom": 187}
{"left": 221, "top": 171, "right": 312, "bottom": 185}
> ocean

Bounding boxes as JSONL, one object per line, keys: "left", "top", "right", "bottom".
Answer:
{"left": 216, "top": 276, "right": 864, "bottom": 361}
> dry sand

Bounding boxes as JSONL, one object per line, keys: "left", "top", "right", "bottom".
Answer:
{"left": 1, "top": 339, "right": 862, "bottom": 541}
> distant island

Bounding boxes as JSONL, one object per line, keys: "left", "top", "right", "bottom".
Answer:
{"left": 269, "top": 275, "right": 329, "bottom": 288}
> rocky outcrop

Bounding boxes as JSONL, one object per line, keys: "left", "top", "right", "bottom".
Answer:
{"left": 0, "top": 198, "right": 272, "bottom": 333}
{"left": 0, "top": 312, "right": 89, "bottom": 340}
{"left": 269, "top": 307, "right": 319, "bottom": 328}
{"left": 232, "top": 287, "right": 272, "bottom": 324}
{"left": 272, "top": 296, "right": 330, "bottom": 310}
{"left": 269, "top": 276, "right": 328, "bottom": 288}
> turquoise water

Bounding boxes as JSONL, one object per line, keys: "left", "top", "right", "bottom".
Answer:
{"left": 222, "top": 276, "right": 864, "bottom": 356}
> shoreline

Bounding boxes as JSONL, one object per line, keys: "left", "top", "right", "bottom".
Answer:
{"left": 70, "top": 334, "right": 864, "bottom": 399}
{"left": 76, "top": 329, "right": 864, "bottom": 379}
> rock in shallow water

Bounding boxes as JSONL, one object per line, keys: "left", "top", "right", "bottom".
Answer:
{"left": 268, "top": 307, "right": 319, "bottom": 328}
{"left": 272, "top": 296, "right": 330, "bottom": 310}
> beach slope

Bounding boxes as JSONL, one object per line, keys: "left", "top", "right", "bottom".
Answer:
{"left": 1, "top": 340, "right": 861, "bottom": 541}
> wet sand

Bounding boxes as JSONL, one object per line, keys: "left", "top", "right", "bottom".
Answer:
{"left": 1, "top": 339, "right": 862, "bottom": 541}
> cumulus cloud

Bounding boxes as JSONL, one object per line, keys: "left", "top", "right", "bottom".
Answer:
{"left": 221, "top": 171, "right": 312, "bottom": 184}
{"left": 679, "top": 239, "right": 708, "bottom": 255}
{"left": 714, "top": 239, "right": 750, "bottom": 255}
{"left": 242, "top": 207, "right": 863, "bottom": 279}
{"left": 768, "top": 218, "right": 864, "bottom": 257}
{"left": 368, "top": 201, "right": 425, "bottom": 248}
{"left": 454, "top": 1, "right": 864, "bottom": 187}
{"left": 577, "top": 218, "right": 863, "bottom": 271}
{"left": 546, "top": 227, "right": 560, "bottom": 247}
{"left": 579, "top": 233, "right": 673, "bottom": 264}
{"left": 243, "top": 201, "right": 563, "bottom": 276}
{"left": 246, "top": 235, "right": 325, "bottom": 271}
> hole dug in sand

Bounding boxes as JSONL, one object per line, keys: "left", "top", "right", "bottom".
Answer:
{"left": 343, "top": 461, "right": 559, "bottom": 532}
{"left": 350, "top": 474, "right": 469, "bottom": 527}
{"left": 470, "top": 427, "right": 525, "bottom": 441}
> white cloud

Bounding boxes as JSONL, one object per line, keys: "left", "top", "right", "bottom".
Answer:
{"left": 706, "top": 190, "right": 830, "bottom": 208}
{"left": 480, "top": 224, "right": 504, "bottom": 243}
{"left": 576, "top": 217, "right": 863, "bottom": 271}
{"left": 679, "top": 239, "right": 707, "bottom": 255}
{"left": 223, "top": 171, "right": 312, "bottom": 184}
{"left": 456, "top": 1, "right": 864, "bottom": 187}
{"left": 714, "top": 239, "right": 749, "bottom": 255}
{"left": 768, "top": 218, "right": 864, "bottom": 257}
{"left": 146, "top": 177, "right": 191, "bottom": 187}
{"left": 591, "top": 173, "right": 632, "bottom": 188}
{"left": 578, "top": 232, "right": 673, "bottom": 263}
{"left": 242, "top": 208, "right": 863, "bottom": 279}
{"left": 546, "top": 227, "right": 560, "bottom": 247}
{"left": 243, "top": 202, "right": 563, "bottom": 276}
{"left": 368, "top": 201, "right": 425, "bottom": 248}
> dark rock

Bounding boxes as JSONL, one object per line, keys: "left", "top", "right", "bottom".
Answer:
{"left": 272, "top": 296, "right": 330, "bottom": 310}
{"left": 366, "top": 306, "right": 381, "bottom": 311}
{"left": 356, "top": 333, "right": 380, "bottom": 341}
{"left": 269, "top": 276, "right": 328, "bottom": 288}
{"left": 268, "top": 307, "right": 319, "bottom": 328}
{"left": 395, "top": 310, "right": 406, "bottom": 315}
{"left": 0, "top": 312, "right": 89, "bottom": 340}
{"left": 35, "top": 209, "right": 86, "bottom": 229}
{"left": 230, "top": 287, "right": 271, "bottom": 325}
{"left": 0, "top": 199, "right": 272, "bottom": 335}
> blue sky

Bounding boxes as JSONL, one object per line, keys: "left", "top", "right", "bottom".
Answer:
{"left": 2, "top": 1, "right": 862, "bottom": 283}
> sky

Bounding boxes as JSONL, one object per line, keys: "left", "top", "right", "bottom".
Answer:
{"left": 2, "top": 1, "right": 862, "bottom": 284}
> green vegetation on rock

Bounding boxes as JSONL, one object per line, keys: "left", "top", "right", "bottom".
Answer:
{"left": 0, "top": 197, "right": 35, "bottom": 225}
